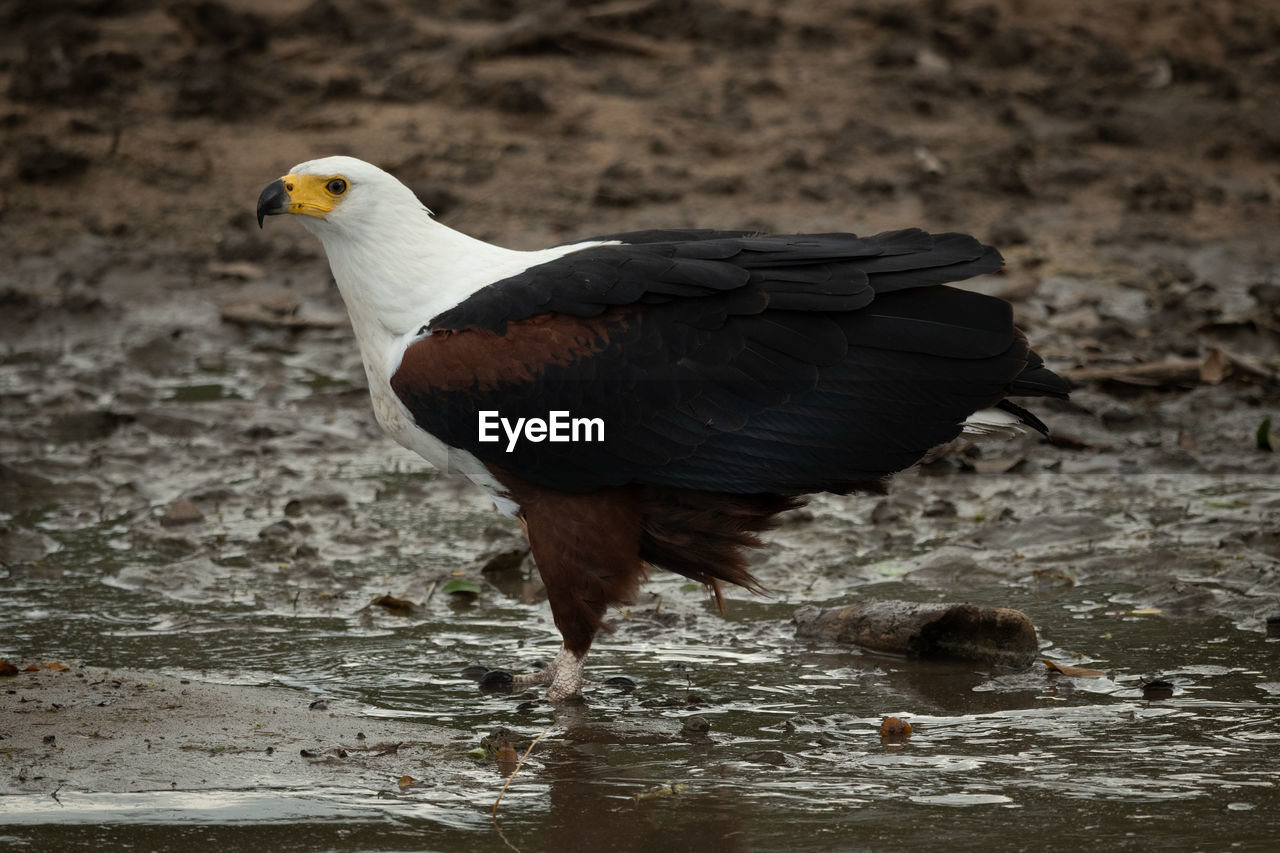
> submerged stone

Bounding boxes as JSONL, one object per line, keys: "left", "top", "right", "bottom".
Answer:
{"left": 794, "top": 600, "right": 1038, "bottom": 668}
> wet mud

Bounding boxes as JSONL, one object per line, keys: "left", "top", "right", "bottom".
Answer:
{"left": 2, "top": 0, "right": 1279, "bottom": 849}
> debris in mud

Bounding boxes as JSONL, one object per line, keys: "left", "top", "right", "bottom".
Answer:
{"left": 495, "top": 741, "right": 520, "bottom": 776}
{"left": 879, "top": 716, "right": 913, "bottom": 743}
{"left": 206, "top": 260, "right": 265, "bottom": 280}
{"left": 680, "top": 715, "right": 711, "bottom": 739}
{"left": 370, "top": 594, "right": 418, "bottom": 617}
{"left": 1061, "top": 351, "right": 1243, "bottom": 389}
{"left": 479, "top": 727, "right": 534, "bottom": 759}
{"left": 0, "top": 525, "right": 59, "bottom": 568}
{"left": 441, "top": 578, "right": 483, "bottom": 598}
{"left": 634, "top": 781, "right": 691, "bottom": 801}
{"left": 160, "top": 498, "right": 204, "bottom": 527}
{"left": 48, "top": 410, "right": 134, "bottom": 443}
{"left": 640, "top": 694, "right": 706, "bottom": 709}
{"left": 2, "top": 661, "right": 71, "bottom": 674}
{"left": 219, "top": 299, "right": 349, "bottom": 330}
{"left": 479, "top": 545, "right": 530, "bottom": 574}
{"left": 1042, "top": 660, "right": 1105, "bottom": 678}
{"left": 742, "top": 749, "right": 799, "bottom": 767}
{"left": 794, "top": 601, "right": 1038, "bottom": 668}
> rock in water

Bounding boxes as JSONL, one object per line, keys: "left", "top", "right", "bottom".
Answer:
{"left": 794, "top": 600, "right": 1038, "bottom": 667}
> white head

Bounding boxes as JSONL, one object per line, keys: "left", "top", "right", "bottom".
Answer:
{"left": 256, "top": 155, "right": 429, "bottom": 241}
{"left": 255, "top": 154, "right": 521, "bottom": 346}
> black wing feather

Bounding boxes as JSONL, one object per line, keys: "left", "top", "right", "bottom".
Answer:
{"left": 398, "top": 229, "right": 1067, "bottom": 495}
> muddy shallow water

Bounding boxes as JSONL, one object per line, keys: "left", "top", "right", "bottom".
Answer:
{"left": 3, "top": 410, "right": 1279, "bottom": 850}
{"left": 4, "top": 0, "right": 1280, "bottom": 849}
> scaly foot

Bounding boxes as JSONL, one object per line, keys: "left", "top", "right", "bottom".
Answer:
{"left": 512, "top": 645, "right": 588, "bottom": 702}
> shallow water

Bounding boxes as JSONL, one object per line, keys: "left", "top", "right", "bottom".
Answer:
{"left": 3, "top": 450, "right": 1278, "bottom": 851}
{"left": 3, "top": 302, "right": 1279, "bottom": 850}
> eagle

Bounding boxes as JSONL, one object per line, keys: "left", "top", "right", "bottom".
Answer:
{"left": 257, "top": 155, "right": 1068, "bottom": 702}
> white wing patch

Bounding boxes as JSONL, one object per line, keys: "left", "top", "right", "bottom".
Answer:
{"left": 960, "top": 407, "right": 1026, "bottom": 437}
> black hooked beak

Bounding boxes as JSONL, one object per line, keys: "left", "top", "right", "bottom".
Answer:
{"left": 256, "top": 179, "right": 290, "bottom": 228}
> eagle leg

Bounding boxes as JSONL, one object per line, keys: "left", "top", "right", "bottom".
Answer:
{"left": 496, "top": 478, "right": 648, "bottom": 702}
{"left": 511, "top": 644, "right": 589, "bottom": 702}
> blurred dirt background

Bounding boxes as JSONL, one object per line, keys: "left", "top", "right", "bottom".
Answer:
{"left": 4, "top": 0, "right": 1280, "bottom": 635}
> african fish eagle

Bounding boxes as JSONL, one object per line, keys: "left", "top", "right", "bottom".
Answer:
{"left": 257, "top": 155, "right": 1068, "bottom": 702}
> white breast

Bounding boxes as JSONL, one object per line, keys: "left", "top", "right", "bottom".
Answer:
{"left": 359, "top": 331, "right": 519, "bottom": 516}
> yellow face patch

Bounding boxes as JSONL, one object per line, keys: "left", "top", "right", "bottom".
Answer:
{"left": 278, "top": 173, "right": 349, "bottom": 219}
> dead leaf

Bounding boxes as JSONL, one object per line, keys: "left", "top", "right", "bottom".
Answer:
{"left": 879, "top": 716, "right": 913, "bottom": 742}
{"left": 207, "top": 261, "right": 264, "bottom": 280}
{"left": 496, "top": 741, "right": 519, "bottom": 776}
{"left": 44, "top": 662, "right": 69, "bottom": 671}
{"left": 1043, "top": 659, "right": 1105, "bottom": 677}
{"left": 0, "top": 660, "right": 18, "bottom": 677}
{"left": 1199, "top": 347, "right": 1230, "bottom": 384}
{"left": 397, "top": 775, "right": 418, "bottom": 788}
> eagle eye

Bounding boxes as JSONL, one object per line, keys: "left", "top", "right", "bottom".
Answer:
{"left": 326, "top": 178, "right": 348, "bottom": 195}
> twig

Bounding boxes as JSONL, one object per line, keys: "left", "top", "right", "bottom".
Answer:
{"left": 453, "top": 0, "right": 668, "bottom": 63}
{"left": 492, "top": 816, "right": 521, "bottom": 853}
{"left": 562, "top": 26, "right": 669, "bottom": 58}
{"left": 1062, "top": 358, "right": 1202, "bottom": 386}
{"left": 1062, "top": 349, "right": 1280, "bottom": 387}
{"left": 491, "top": 727, "right": 551, "bottom": 817}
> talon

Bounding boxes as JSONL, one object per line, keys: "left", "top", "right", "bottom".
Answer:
{"left": 511, "top": 669, "right": 554, "bottom": 687}
{"left": 478, "top": 670, "right": 514, "bottom": 690}
{"left": 602, "top": 675, "right": 637, "bottom": 692}
{"left": 459, "top": 665, "right": 491, "bottom": 681}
